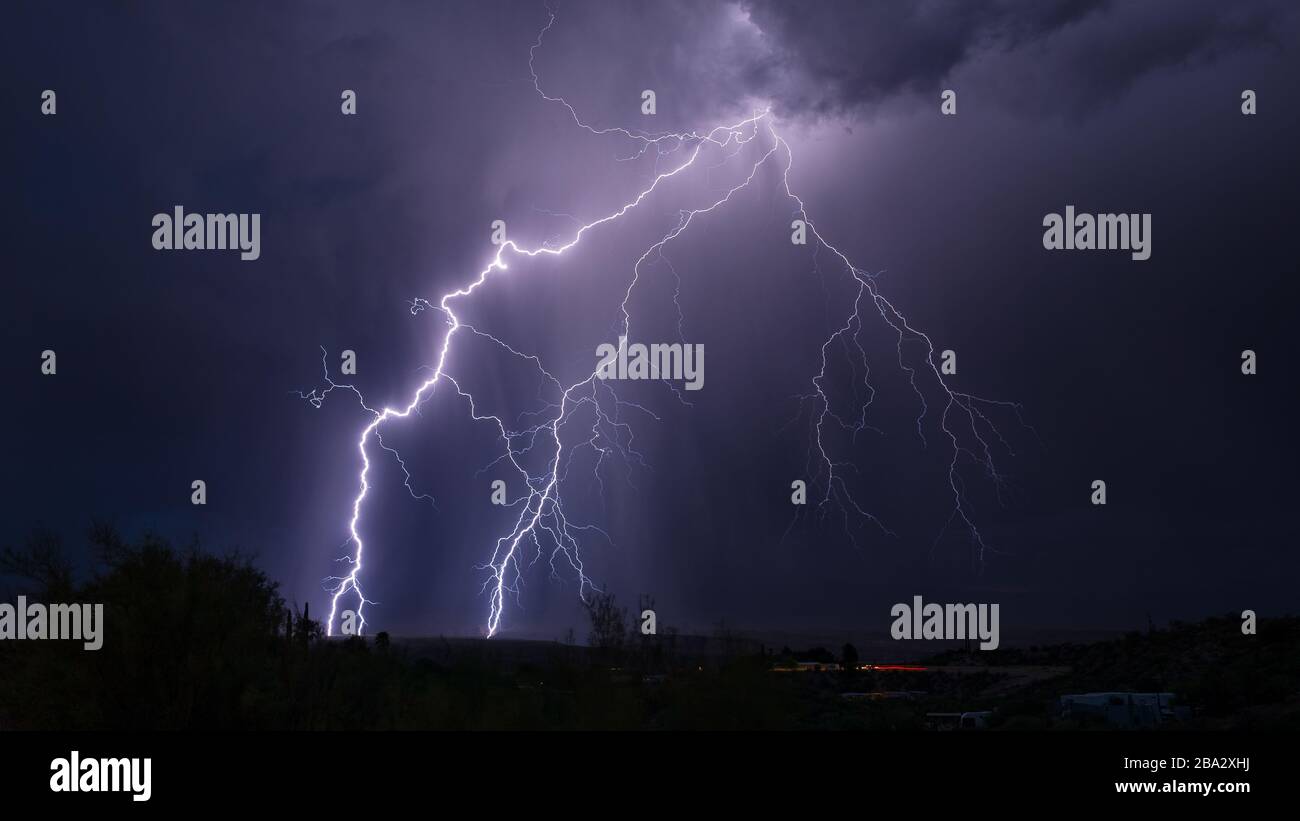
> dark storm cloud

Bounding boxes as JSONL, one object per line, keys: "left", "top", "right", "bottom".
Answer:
{"left": 735, "top": 0, "right": 1294, "bottom": 117}
{"left": 5, "top": 0, "right": 1298, "bottom": 639}
{"left": 1033, "top": 2, "right": 1290, "bottom": 109}
{"left": 737, "top": 0, "right": 1104, "bottom": 114}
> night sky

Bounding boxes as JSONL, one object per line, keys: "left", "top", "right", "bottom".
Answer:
{"left": 4, "top": 0, "right": 1297, "bottom": 640}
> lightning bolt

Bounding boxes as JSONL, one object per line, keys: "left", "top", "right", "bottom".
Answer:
{"left": 301, "top": 7, "right": 1028, "bottom": 638}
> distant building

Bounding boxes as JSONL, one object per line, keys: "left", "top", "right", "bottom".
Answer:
{"left": 796, "top": 661, "right": 839, "bottom": 672}
{"left": 1058, "top": 692, "right": 1186, "bottom": 728}
{"left": 924, "top": 711, "right": 992, "bottom": 730}
{"left": 842, "top": 691, "right": 927, "bottom": 701}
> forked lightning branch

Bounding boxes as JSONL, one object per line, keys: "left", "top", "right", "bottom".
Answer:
{"left": 301, "top": 11, "right": 1023, "bottom": 638}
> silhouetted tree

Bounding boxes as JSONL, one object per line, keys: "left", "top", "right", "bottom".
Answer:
{"left": 0, "top": 527, "right": 73, "bottom": 599}
{"left": 841, "top": 642, "right": 859, "bottom": 672}
{"left": 584, "top": 590, "right": 627, "bottom": 663}
{"left": 0, "top": 526, "right": 296, "bottom": 730}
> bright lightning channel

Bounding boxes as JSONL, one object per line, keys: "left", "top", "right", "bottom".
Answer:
{"left": 301, "top": 8, "right": 1026, "bottom": 638}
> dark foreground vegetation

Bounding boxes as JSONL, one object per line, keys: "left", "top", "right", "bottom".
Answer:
{"left": 1, "top": 529, "right": 1295, "bottom": 730}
